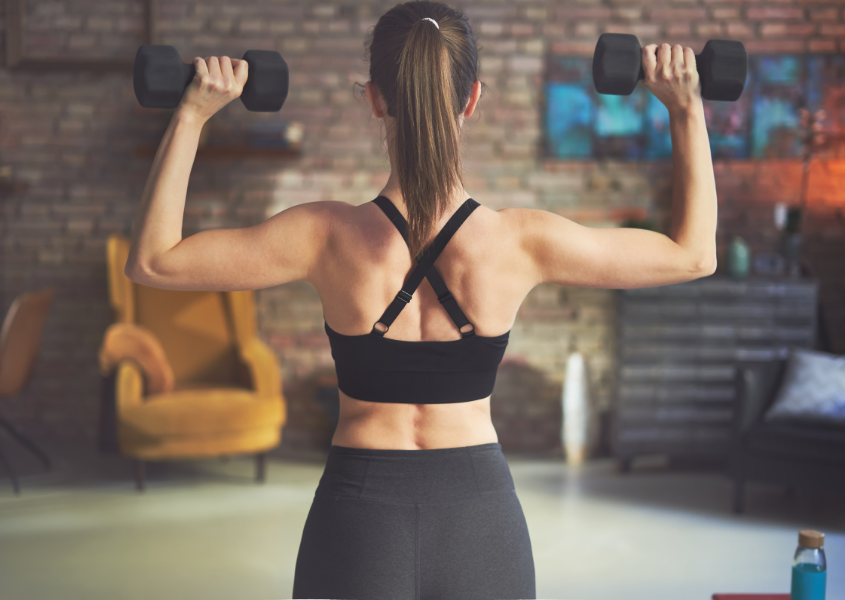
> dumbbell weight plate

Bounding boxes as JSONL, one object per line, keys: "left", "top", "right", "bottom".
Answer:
{"left": 241, "top": 49, "right": 289, "bottom": 112}
{"left": 134, "top": 45, "right": 194, "bottom": 109}
{"left": 697, "top": 40, "right": 747, "bottom": 104}
{"left": 592, "top": 33, "right": 642, "bottom": 96}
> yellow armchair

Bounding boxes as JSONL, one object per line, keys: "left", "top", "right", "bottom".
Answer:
{"left": 102, "top": 234, "right": 287, "bottom": 491}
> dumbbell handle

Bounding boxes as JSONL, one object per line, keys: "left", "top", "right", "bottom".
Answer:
{"left": 634, "top": 53, "right": 701, "bottom": 82}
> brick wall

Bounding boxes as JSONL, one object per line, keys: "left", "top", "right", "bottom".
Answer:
{"left": 1, "top": 1, "right": 843, "bottom": 454}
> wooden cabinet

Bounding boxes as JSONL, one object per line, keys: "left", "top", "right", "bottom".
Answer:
{"left": 612, "top": 275, "right": 818, "bottom": 470}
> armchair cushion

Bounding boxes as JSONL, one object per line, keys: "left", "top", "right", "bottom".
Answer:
{"left": 119, "top": 384, "right": 283, "bottom": 436}
{"left": 764, "top": 348, "right": 845, "bottom": 425}
{"left": 99, "top": 323, "right": 174, "bottom": 394}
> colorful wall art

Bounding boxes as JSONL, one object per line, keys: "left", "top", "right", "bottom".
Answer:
{"left": 545, "top": 54, "right": 845, "bottom": 161}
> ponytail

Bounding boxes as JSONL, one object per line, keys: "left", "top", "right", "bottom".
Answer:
{"left": 368, "top": 1, "right": 479, "bottom": 259}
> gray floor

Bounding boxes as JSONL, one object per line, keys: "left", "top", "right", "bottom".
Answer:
{"left": 0, "top": 440, "right": 842, "bottom": 600}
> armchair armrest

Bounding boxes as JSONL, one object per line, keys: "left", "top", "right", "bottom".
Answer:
{"left": 115, "top": 359, "right": 145, "bottom": 411}
{"left": 733, "top": 360, "right": 788, "bottom": 435}
{"left": 237, "top": 336, "right": 282, "bottom": 398}
{"left": 99, "top": 323, "right": 174, "bottom": 394}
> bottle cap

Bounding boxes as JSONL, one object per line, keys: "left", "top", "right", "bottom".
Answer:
{"left": 799, "top": 530, "right": 824, "bottom": 549}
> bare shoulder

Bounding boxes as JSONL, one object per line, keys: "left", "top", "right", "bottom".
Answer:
{"left": 259, "top": 200, "right": 348, "bottom": 284}
{"left": 496, "top": 206, "right": 714, "bottom": 290}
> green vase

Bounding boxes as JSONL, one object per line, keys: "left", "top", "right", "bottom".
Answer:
{"left": 727, "top": 236, "right": 750, "bottom": 279}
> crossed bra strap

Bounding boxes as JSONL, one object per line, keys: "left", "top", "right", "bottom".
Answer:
{"left": 370, "top": 196, "right": 479, "bottom": 338}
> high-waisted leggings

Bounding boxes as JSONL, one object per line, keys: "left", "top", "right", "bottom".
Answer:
{"left": 292, "top": 442, "right": 536, "bottom": 600}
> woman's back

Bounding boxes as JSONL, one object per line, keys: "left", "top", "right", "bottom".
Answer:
{"left": 311, "top": 193, "right": 537, "bottom": 450}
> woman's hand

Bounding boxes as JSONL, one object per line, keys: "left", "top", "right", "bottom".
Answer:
{"left": 176, "top": 56, "right": 248, "bottom": 124}
{"left": 641, "top": 43, "right": 702, "bottom": 118}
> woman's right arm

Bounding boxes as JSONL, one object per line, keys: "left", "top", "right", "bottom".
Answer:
{"left": 510, "top": 43, "right": 718, "bottom": 290}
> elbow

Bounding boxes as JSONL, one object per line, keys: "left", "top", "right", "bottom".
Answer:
{"left": 694, "top": 254, "right": 717, "bottom": 276}
{"left": 124, "top": 261, "right": 151, "bottom": 285}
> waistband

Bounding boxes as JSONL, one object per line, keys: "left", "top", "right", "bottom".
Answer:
{"left": 314, "top": 442, "right": 514, "bottom": 504}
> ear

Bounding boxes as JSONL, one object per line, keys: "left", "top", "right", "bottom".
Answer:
{"left": 365, "top": 81, "right": 386, "bottom": 119}
{"left": 463, "top": 81, "right": 482, "bottom": 118}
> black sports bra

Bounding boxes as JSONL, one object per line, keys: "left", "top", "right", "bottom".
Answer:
{"left": 324, "top": 196, "right": 510, "bottom": 404}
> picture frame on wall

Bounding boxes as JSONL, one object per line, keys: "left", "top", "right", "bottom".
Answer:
{"left": 544, "top": 52, "right": 845, "bottom": 162}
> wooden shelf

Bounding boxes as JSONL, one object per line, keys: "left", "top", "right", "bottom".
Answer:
{"left": 134, "top": 144, "right": 302, "bottom": 160}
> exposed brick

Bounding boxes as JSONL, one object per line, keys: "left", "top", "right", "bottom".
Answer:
{"left": 744, "top": 38, "right": 806, "bottom": 53}
{"left": 612, "top": 7, "right": 643, "bottom": 21}
{"left": 467, "top": 6, "right": 518, "bottom": 20}
{"left": 761, "top": 22, "right": 817, "bottom": 37}
{"left": 237, "top": 18, "right": 266, "bottom": 33}
{"left": 541, "top": 23, "right": 568, "bottom": 37}
{"left": 810, "top": 7, "right": 839, "bottom": 21}
{"left": 506, "top": 56, "right": 543, "bottom": 73}
{"left": 156, "top": 18, "right": 204, "bottom": 33}
{"left": 549, "top": 40, "right": 595, "bottom": 56}
{"left": 509, "top": 23, "right": 535, "bottom": 37}
{"left": 556, "top": 7, "right": 612, "bottom": 21}
{"left": 116, "top": 17, "right": 143, "bottom": 33}
{"left": 68, "top": 34, "right": 96, "bottom": 50}
{"left": 808, "top": 38, "right": 838, "bottom": 52}
{"left": 666, "top": 23, "right": 692, "bottom": 38}
{"left": 819, "top": 23, "right": 845, "bottom": 36}
{"left": 649, "top": 8, "right": 708, "bottom": 21}
{"left": 711, "top": 8, "right": 740, "bottom": 20}
{"left": 209, "top": 18, "right": 233, "bottom": 33}
{"left": 311, "top": 5, "right": 337, "bottom": 19}
{"left": 53, "top": 16, "right": 83, "bottom": 30}
{"left": 572, "top": 22, "right": 599, "bottom": 38}
{"left": 523, "top": 7, "right": 548, "bottom": 21}
{"left": 603, "top": 23, "right": 662, "bottom": 38}
{"left": 695, "top": 22, "right": 724, "bottom": 37}
{"left": 480, "top": 21, "right": 504, "bottom": 36}
{"left": 520, "top": 39, "right": 545, "bottom": 56}
{"left": 746, "top": 7, "right": 805, "bottom": 21}
{"left": 85, "top": 16, "right": 114, "bottom": 32}
{"left": 725, "top": 22, "right": 757, "bottom": 38}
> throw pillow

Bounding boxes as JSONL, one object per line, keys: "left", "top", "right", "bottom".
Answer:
{"left": 764, "top": 347, "right": 845, "bottom": 425}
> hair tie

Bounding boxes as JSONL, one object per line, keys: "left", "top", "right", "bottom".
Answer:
{"left": 421, "top": 17, "right": 440, "bottom": 30}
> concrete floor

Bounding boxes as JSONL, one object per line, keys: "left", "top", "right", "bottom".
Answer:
{"left": 0, "top": 440, "right": 843, "bottom": 600}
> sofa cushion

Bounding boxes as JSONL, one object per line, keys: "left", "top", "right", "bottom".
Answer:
{"left": 764, "top": 347, "right": 845, "bottom": 425}
{"left": 746, "top": 422, "right": 845, "bottom": 465}
{"left": 119, "top": 385, "right": 284, "bottom": 436}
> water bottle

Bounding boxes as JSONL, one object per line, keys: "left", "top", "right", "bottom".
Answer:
{"left": 791, "top": 529, "right": 826, "bottom": 600}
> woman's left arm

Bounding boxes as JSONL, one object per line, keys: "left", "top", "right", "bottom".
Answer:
{"left": 125, "top": 56, "right": 333, "bottom": 292}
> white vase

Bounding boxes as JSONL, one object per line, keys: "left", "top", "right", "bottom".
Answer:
{"left": 562, "top": 351, "right": 589, "bottom": 466}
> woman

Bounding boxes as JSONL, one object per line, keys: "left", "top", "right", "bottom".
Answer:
{"left": 125, "top": 1, "right": 717, "bottom": 598}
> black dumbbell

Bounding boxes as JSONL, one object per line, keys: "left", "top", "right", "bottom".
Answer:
{"left": 133, "top": 44, "right": 289, "bottom": 112}
{"left": 592, "top": 33, "right": 747, "bottom": 102}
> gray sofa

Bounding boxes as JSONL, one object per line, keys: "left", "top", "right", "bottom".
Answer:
{"left": 731, "top": 359, "right": 845, "bottom": 514}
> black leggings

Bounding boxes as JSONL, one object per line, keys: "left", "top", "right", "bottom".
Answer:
{"left": 292, "top": 442, "right": 536, "bottom": 600}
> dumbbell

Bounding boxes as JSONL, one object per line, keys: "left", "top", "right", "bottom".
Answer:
{"left": 133, "top": 44, "right": 289, "bottom": 112}
{"left": 592, "top": 33, "right": 747, "bottom": 101}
